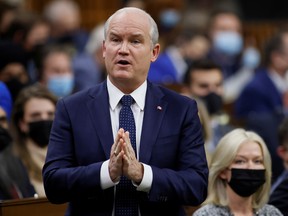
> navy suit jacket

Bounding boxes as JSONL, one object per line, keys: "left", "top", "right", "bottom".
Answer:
{"left": 269, "top": 170, "right": 288, "bottom": 216}
{"left": 235, "top": 68, "right": 283, "bottom": 118}
{"left": 43, "top": 80, "right": 208, "bottom": 216}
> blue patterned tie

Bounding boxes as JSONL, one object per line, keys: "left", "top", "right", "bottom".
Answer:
{"left": 115, "top": 95, "right": 138, "bottom": 216}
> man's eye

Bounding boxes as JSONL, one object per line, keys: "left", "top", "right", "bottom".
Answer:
{"left": 111, "top": 38, "right": 119, "bottom": 42}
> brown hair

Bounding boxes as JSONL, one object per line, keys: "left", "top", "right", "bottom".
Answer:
{"left": 11, "top": 84, "right": 57, "bottom": 181}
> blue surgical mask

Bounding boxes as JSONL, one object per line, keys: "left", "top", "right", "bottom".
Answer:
{"left": 159, "top": 9, "right": 181, "bottom": 29}
{"left": 241, "top": 47, "right": 260, "bottom": 69}
{"left": 213, "top": 31, "right": 243, "bottom": 56}
{"left": 47, "top": 74, "right": 74, "bottom": 98}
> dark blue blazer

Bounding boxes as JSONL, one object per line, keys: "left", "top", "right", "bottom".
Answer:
{"left": 269, "top": 170, "right": 288, "bottom": 216}
{"left": 43, "top": 80, "right": 208, "bottom": 216}
{"left": 235, "top": 68, "right": 283, "bottom": 118}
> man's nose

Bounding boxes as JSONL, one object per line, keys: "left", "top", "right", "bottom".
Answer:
{"left": 119, "top": 41, "right": 129, "bottom": 53}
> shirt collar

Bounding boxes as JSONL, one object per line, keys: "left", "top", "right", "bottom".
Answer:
{"left": 268, "top": 70, "right": 288, "bottom": 93}
{"left": 107, "top": 76, "right": 147, "bottom": 111}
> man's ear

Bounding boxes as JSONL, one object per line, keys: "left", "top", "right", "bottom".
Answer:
{"left": 277, "top": 145, "right": 288, "bottom": 160}
{"left": 151, "top": 43, "right": 160, "bottom": 62}
{"left": 102, "top": 40, "right": 106, "bottom": 59}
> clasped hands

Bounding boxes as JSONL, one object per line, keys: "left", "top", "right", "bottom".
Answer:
{"left": 109, "top": 128, "right": 143, "bottom": 184}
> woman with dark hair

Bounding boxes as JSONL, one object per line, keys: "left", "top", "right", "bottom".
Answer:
{"left": 11, "top": 84, "right": 57, "bottom": 197}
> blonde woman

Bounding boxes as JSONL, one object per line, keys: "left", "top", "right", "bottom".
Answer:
{"left": 193, "top": 128, "right": 282, "bottom": 216}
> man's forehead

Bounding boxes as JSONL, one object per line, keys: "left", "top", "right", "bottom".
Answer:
{"left": 108, "top": 22, "right": 150, "bottom": 40}
{"left": 110, "top": 10, "right": 149, "bottom": 28}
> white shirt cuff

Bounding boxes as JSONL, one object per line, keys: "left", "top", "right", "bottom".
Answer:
{"left": 100, "top": 159, "right": 118, "bottom": 189}
{"left": 134, "top": 163, "right": 152, "bottom": 192}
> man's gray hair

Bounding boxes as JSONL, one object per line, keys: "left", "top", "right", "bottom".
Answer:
{"left": 104, "top": 7, "right": 159, "bottom": 47}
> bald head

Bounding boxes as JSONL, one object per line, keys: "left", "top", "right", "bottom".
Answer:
{"left": 104, "top": 7, "right": 159, "bottom": 47}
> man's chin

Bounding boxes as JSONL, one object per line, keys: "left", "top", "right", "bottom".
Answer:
{"left": 112, "top": 70, "right": 132, "bottom": 79}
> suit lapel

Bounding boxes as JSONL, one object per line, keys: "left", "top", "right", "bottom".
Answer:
{"left": 139, "top": 83, "right": 167, "bottom": 163}
{"left": 84, "top": 81, "right": 168, "bottom": 162}
{"left": 86, "top": 82, "right": 114, "bottom": 159}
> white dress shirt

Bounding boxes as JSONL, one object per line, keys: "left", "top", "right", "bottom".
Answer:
{"left": 100, "top": 76, "right": 153, "bottom": 192}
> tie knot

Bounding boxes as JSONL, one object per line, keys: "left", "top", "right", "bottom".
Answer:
{"left": 121, "top": 95, "right": 134, "bottom": 107}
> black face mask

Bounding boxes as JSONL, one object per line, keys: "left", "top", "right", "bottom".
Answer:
{"left": 28, "top": 120, "right": 53, "bottom": 148}
{"left": 0, "top": 126, "right": 12, "bottom": 152}
{"left": 200, "top": 92, "right": 223, "bottom": 115}
{"left": 228, "top": 168, "right": 266, "bottom": 197}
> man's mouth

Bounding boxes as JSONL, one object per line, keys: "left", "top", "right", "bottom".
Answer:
{"left": 117, "top": 60, "right": 130, "bottom": 65}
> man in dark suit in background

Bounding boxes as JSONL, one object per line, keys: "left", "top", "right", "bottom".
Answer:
{"left": 269, "top": 118, "right": 288, "bottom": 216}
{"left": 235, "top": 28, "right": 288, "bottom": 180}
{"left": 43, "top": 7, "right": 208, "bottom": 216}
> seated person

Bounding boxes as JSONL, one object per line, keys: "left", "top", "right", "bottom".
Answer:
{"left": 269, "top": 118, "right": 288, "bottom": 216}
{"left": 235, "top": 29, "right": 288, "bottom": 180}
{"left": 11, "top": 85, "right": 57, "bottom": 197}
{"left": 193, "top": 128, "right": 283, "bottom": 216}
{"left": 183, "top": 59, "right": 234, "bottom": 152}
{"left": 35, "top": 44, "right": 75, "bottom": 98}
{"left": 0, "top": 105, "right": 36, "bottom": 200}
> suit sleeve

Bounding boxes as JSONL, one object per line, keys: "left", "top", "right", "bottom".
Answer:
{"left": 42, "top": 99, "right": 108, "bottom": 204}
{"left": 148, "top": 99, "right": 208, "bottom": 206}
{"left": 269, "top": 178, "right": 288, "bottom": 215}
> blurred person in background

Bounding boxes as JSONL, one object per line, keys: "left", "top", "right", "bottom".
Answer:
{"left": 124, "top": 0, "right": 146, "bottom": 9}
{"left": 0, "top": 47, "right": 29, "bottom": 102}
{"left": 235, "top": 28, "right": 288, "bottom": 181}
{"left": 193, "top": 128, "right": 283, "bottom": 216}
{"left": 35, "top": 44, "right": 75, "bottom": 98}
{"left": 206, "top": 8, "right": 260, "bottom": 103}
{"left": 11, "top": 85, "right": 57, "bottom": 197}
{"left": 0, "top": 83, "right": 36, "bottom": 200}
{"left": 43, "top": 0, "right": 88, "bottom": 53}
{"left": 0, "top": 12, "right": 51, "bottom": 99}
{"left": 72, "top": 23, "right": 106, "bottom": 91}
{"left": 0, "top": 1, "right": 18, "bottom": 38}
{"left": 207, "top": 8, "right": 243, "bottom": 79}
{"left": 269, "top": 118, "right": 288, "bottom": 216}
{"left": 148, "top": 29, "right": 210, "bottom": 85}
{"left": 18, "top": 14, "right": 51, "bottom": 83}
{"left": 183, "top": 59, "right": 234, "bottom": 153}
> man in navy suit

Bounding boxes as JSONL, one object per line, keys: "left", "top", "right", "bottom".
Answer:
{"left": 43, "top": 7, "right": 208, "bottom": 216}
{"left": 269, "top": 118, "right": 288, "bottom": 216}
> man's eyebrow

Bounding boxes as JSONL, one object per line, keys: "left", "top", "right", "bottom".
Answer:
{"left": 130, "top": 33, "right": 144, "bottom": 37}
